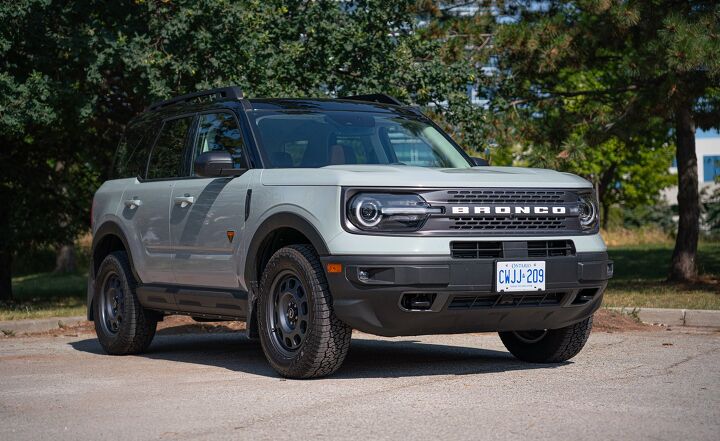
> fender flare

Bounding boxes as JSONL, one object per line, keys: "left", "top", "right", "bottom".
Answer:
{"left": 244, "top": 212, "right": 330, "bottom": 286}
{"left": 91, "top": 221, "right": 141, "bottom": 283}
{"left": 243, "top": 212, "right": 330, "bottom": 339}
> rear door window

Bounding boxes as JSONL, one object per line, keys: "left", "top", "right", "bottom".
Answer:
{"left": 113, "top": 122, "right": 155, "bottom": 179}
{"left": 147, "top": 116, "right": 193, "bottom": 180}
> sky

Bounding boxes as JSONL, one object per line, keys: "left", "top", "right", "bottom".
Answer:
{"left": 697, "top": 129, "right": 720, "bottom": 139}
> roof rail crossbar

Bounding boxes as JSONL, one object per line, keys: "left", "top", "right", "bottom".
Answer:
{"left": 341, "top": 93, "right": 403, "bottom": 106}
{"left": 148, "top": 86, "right": 244, "bottom": 111}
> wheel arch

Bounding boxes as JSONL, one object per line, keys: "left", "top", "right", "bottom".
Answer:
{"left": 89, "top": 221, "right": 140, "bottom": 320}
{"left": 243, "top": 212, "right": 330, "bottom": 339}
{"left": 245, "top": 212, "right": 329, "bottom": 287}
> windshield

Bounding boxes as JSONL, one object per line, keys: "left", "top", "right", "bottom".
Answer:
{"left": 249, "top": 111, "right": 472, "bottom": 169}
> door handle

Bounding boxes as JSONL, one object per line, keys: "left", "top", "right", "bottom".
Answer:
{"left": 124, "top": 198, "right": 142, "bottom": 209}
{"left": 174, "top": 195, "right": 195, "bottom": 208}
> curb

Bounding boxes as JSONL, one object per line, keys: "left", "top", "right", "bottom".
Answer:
{"left": 608, "top": 307, "right": 720, "bottom": 328}
{"left": 0, "top": 316, "right": 87, "bottom": 335}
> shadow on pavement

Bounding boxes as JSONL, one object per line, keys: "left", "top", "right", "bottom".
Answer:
{"left": 69, "top": 332, "right": 563, "bottom": 379}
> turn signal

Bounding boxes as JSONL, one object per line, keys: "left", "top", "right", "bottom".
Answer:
{"left": 326, "top": 263, "right": 343, "bottom": 273}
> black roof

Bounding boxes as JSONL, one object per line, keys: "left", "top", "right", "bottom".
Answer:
{"left": 246, "top": 98, "right": 414, "bottom": 114}
{"left": 133, "top": 88, "right": 418, "bottom": 126}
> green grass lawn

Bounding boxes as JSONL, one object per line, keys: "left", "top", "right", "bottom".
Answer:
{"left": 603, "top": 242, "right": 720, "bottom": 310}
{"left": 2, "top": 242, "right": 719, "bottom": 321}
{"left": 1, "top": 272, "right": 87, "bottom": 320}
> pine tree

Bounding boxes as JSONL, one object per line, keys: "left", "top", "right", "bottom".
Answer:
{"left": 490, "top": 0, "right": 720, "bottom": 281}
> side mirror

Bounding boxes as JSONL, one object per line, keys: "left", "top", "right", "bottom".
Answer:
{"left": 471, "top": 156, "right": 489, "bottom": 166}
{"left": 194, "top": 151, "right": 245, "bottom": 177}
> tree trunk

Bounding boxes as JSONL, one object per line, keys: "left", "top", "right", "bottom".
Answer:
{"left": 597, "top": 163, "right": 617, "bottom": 230}
{"left": 0, "top": 249, "right": 12, "bottom": 302}
{"left": 669, "top": 103, "right": 700, "bottom": 282}
{"left": 54, "top": 244, "right": 77, "bottom": 274}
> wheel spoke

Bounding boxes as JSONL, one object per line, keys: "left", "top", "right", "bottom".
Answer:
{"left": 269, "top": 274, "right": 310, "bottom": 353}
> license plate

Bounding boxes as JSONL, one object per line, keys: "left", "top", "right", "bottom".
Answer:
{"left": 496, "top": 261, "right": 546, "bottom": 292}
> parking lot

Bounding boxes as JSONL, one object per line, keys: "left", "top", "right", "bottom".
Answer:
{"left": 1, "top": 327, "right": 718, "bottom": 441}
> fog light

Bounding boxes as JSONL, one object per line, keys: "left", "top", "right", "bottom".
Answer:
{"left": 358, "top": 270, "right": 370, "bottom": 281}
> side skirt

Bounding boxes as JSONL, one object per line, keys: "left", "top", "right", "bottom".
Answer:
{"left": 136, "top": 284, "right": 248, "bottom": 320}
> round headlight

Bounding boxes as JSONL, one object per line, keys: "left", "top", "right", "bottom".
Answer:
{"left": 353, "top": 197, "right": 382, "bottom": 227}
{"left": 578, "top": 194, "right": 598, "bottom": 228}
{"left": 347, "top": 193, "right": 439, "bottom": 232}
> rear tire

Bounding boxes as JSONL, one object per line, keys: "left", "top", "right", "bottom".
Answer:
{"left": 258, "top": 244, "right": 352, "bottom": 379}
{"left": 93, "top": 251, "right": 157, "bottom": 355}
{"left": 499, "top": 316, "right": 593, "bottom": 363}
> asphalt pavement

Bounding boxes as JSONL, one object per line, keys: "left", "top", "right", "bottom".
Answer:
{"left": 1, "top": 328, "right": 718, "bottom": 441}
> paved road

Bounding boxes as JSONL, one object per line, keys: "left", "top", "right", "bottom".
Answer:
{"left": 1, "top": 328, "right": 718, "bottom": 441}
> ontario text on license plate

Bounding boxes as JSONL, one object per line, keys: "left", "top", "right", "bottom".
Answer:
{"left": 496, "top": 261, "right": 546, "bottom": 292}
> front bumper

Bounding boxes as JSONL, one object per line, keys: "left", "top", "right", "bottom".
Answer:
{"left": 321, "top": 252, "right": 612, "bottom": 337}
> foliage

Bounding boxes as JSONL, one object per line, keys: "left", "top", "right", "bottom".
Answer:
{"left": 0, "top": 0, "right": 471, "bottom": 299}
{"left": 482, "top": 0, "right": 720, "bottom": 280}
{"left": 705, "top": 186, "right": 720, "bottom": 234}
{"left": 618, "top": 204, "right": 676, "bottom": 233}
{"left": 2, "top": 0, "right": 718, "bottom": 300}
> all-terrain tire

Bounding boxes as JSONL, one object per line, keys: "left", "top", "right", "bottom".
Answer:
{"left": 257, "top": 244, "right": 352, "bottom": 379}
{"left": 499, "top": 316, "right": 593, "bottom": 363}
{"left": 93, "top": 251, "right": 157, "bottom": 355}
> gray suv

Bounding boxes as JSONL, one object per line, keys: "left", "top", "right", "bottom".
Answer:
{"left": 89, "top": 87, "right": 613, "bottom": 378}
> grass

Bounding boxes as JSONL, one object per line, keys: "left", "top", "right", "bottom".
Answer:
{"left": 1, "top": 272, "right": 87, "bottom": 321}
{"left": 603, "top": 242, "right": 720, "bottom": 310}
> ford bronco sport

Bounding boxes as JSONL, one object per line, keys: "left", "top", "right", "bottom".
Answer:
{"left": 89, "top": 86, "right": 612, "bottom": 378}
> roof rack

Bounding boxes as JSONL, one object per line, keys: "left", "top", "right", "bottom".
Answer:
{"left": 148, "top": 86, "right": 243, "bottom": 111}
{"left": 340, "top": 93, "right": 404, "bottom": 106}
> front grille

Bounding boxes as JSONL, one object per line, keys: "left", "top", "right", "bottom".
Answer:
{"left": 445, "top": 189, "right": 566, "bottom": 204}
{"left": 448, "top": 292, "right": 564, "bottom": 310}
{"left": 450, "top": 241, "right": 503, "bottom": 259}
{"left": 528, "top": 240, "right": 575, "bottom": 257}
{"left": 450, "top": 240, "right": 575, "bottom": 259}
{"left": 448, "top": 216, "right": 565, "bottom": 231}
{"left": 418, "top": 188, "right": 585, "bottom": 235}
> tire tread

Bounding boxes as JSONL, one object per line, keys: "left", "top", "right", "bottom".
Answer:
{"left": 94, "top": 251, "right": 157, "bottom": 355}
{"left": 499, "top": 316, "right": 593, "bottom": 363}
{"left": 258, "top": 244, "right": 351, "bottom": 378}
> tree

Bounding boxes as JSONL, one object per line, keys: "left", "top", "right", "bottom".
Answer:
{"left": 488, "top": 0, "right": 720, "bottom": 281}
{"left": 0, "top": 0, "right": 469, "bottom": 300}
{"left": 0, "top": 1, "right": 107, "bottom": 300}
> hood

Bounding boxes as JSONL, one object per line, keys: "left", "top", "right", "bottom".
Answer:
{"left": 260, "top": 165, "right": 592, "bottom": 188}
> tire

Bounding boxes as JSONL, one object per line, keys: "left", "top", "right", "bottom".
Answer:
{"left": 499, "top": 316, "right": 593, "bottom": 363}
{"left": 93, "top": 251, "right": 157, "bottom": 355}
{"left": 257, "top": 244, "right": 352, "bottom": 379}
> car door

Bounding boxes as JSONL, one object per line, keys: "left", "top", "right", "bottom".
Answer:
{"left": 120, "top": 115, "right": 194, "bottom": 285}
{"left": 170, "top": 111, "right": 251, "bottom": 290}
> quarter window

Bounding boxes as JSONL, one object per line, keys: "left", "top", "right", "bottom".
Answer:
{"left": 193, "top": 113, "right": 247, "bottom": 172}
{"left": 703, "top": 155, "right": 720, "bottom": 182}
{"left": 147, "top": 117, "right": 192, "bottom": 180}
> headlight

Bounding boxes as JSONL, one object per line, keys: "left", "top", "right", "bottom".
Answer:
{"left": 578, "top": 192, "right": 599, "bottom": 230}
{"left": 347, "top": 193, "right": 442, "bottom": 232}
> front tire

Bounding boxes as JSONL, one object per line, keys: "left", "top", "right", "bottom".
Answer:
{"left": 93, "top": 251, "right": 157, "bottom": 355}
{"left": 257, "top": 244, "right": 352, "bottom": 379}
{"left": 499, "top": 316, "right": 593, "bottom": 363}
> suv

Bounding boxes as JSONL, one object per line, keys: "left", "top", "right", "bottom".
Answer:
{"left": 89, "top": 86, "right": 612, "bottom": 378}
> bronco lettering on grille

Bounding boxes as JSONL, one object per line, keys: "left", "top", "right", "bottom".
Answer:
{"left": 450, "top": 206, "right": 568, "bottom": 215}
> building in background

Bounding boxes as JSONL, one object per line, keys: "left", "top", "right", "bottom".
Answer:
{"left": 664, "top": 130, "right": 720, "bottom": 203}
